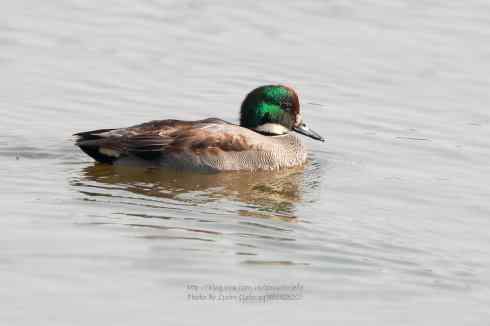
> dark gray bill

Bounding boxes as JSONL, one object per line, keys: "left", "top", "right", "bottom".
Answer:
{"left": 293, "top": 123, "right": 325, "bottom": 142}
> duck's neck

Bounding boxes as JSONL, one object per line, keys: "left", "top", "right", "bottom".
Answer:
{"left": 254, "top": 123, "right": 289, "bottom": 136}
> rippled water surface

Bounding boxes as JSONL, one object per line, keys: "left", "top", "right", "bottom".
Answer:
{"left": 2, "top": 0, "right": 490, "bottom": 325}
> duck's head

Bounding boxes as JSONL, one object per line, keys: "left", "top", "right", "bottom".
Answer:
{"left": 240, "top": 85, "right": 324, "bottom": 142}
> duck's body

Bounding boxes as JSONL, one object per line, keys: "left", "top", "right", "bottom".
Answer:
{"left": 75, "top": 85, "right": 324, "bottom": 172}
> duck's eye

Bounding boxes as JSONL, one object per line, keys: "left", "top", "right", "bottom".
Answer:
{"left": 282, "top": 102, "right": 293, "bottom": 111}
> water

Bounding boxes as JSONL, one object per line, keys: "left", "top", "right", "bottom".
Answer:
{"left": 2, "top": 0, "right": 490, "bottom": 324}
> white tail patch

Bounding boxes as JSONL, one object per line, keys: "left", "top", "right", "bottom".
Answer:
{"left": 255, "top": 123, "right": 289, "bottom": 135}
{"left": 99, "top": 147, "right": 120, "bottom": 157}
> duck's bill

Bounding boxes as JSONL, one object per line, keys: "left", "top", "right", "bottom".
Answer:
{"left": 293, "top": 123, "right": 325, "bottom": 142}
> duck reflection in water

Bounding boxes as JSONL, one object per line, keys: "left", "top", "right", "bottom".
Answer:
{"left": 75, "top": 163, "right": 316, "bottom": 221}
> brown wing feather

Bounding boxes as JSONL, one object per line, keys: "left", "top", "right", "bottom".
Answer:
{"left": 125, "top": 118, "right": 227, "bottom": 136}
{"left": 74, "top": 118, "right": 262, "bottom": 163}
{"left": 126, "top": 121, "right": 259, "bottom": 160}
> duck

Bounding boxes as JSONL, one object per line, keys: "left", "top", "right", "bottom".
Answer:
{"left": 74, "top": 85, "right": 324, "bottom": 172}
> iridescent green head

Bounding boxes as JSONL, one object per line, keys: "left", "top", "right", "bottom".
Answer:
{"left": 240, "top": 85, "right": 324, "bottom": 142}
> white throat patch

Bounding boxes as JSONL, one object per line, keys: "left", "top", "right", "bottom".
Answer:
{"left": 255, "top": 123, "right": 289, "bottom": 135}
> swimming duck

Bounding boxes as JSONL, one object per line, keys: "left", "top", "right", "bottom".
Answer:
{"left": 74, "top": 85, "right": 324, "bottom": 171}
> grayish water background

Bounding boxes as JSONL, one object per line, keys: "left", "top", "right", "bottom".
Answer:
{"left": 1, "top": 0, "right": 490, "bottom": 324}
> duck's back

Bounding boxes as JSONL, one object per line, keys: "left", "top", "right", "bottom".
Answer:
{"left": 75, "top": 118, "right": 307, "bottom": 171}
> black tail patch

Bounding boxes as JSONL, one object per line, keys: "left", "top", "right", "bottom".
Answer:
{"left": 74, "top": 129, "right": 119, "bottom": 164}
{"left": 77, "top": 145, "right": 117, "bottom": 164}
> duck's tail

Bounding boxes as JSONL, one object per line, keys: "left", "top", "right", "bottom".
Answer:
{"left": 74, "top": 128, "right": 119, "bottom": 164}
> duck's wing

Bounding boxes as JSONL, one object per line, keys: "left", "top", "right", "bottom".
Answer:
{"left": 74, "top": 118, "right": 226, "bottom": 139}
{"left": 125, "top": 120, "right": 268, "bottom": 161}
{"left": 74, "top": 118, "right": 264, "bottom": 163}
